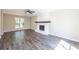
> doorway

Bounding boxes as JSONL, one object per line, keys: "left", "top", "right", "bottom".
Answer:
{"left": 15, "top": 17, "right": 24, "bottom": 30}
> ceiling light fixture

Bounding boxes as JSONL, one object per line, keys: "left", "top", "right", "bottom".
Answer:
{"left": 25, "top": 9, "right": 35, "bottom": 14}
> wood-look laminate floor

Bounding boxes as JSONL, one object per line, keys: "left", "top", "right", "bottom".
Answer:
{"left": 0, "top": 29, "right": 79, "bottom": 50}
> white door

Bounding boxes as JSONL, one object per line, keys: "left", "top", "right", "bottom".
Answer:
{"left": 15, "top": 17, "right": 24, "bottom": 30}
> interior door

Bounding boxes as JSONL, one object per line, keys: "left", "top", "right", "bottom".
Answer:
{"left": 15, "top": 17, "right": 24, "bottom": 30}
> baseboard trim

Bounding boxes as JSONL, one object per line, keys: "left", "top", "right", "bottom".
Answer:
{"left": 49, "top": 33, "right": 79, "bottom": 42}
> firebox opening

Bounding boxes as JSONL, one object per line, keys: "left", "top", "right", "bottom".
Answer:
{"left": 39, "top": 25, "right": 45, "bottom": 31}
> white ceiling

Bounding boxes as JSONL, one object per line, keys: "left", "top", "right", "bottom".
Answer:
{"left": 2, "top": 9, "right": 56, "bottom": 16}
{"left": 3, "top": 9, "right": 42, "bottom": 16}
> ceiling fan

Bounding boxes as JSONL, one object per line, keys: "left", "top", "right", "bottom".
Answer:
{"left": 25, "top": 9, "right": 35, "bottom": 14}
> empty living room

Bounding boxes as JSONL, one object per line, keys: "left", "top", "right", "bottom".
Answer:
{"left": 0, "top": 9, "right": 79, "bottom": 50}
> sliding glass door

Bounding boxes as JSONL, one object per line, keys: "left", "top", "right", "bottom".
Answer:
{"left": 15, "top": 17, "right": 24, "bottom": 30}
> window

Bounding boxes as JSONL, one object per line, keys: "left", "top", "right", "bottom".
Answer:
{"left": 15, "top": 17, "right": 24, "bottom": 29}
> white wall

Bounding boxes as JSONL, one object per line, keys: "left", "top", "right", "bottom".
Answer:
{"left": 30, "top": 16, "right": 37, "bottom": 30}
{"left": 50, "top": 9, "right": 79, "bottom": 42}
{"left": 0, "top": 10, "right": 3, "bottom": 39}
{"left": 3, "top": 14, "right": 30, "bottom": 32}
{"left": 36, "top": 10, "right": 50, "bottom": 21}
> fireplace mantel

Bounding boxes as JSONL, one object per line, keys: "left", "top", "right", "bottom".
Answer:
{"left": 35, "top": 21, "right": 51, "bottom": 23}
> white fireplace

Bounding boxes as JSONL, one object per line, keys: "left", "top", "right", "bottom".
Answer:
{"left": 35, "top": 21, "right": 50, "bottom": 35}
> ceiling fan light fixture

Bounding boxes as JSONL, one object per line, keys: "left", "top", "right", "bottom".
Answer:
{"left": 25, "top": 9, "right": 35, "bottom": 14}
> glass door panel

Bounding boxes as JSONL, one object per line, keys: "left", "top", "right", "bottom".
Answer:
{"left": 15, "top": 17, "right": 24, "bottom": 30}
